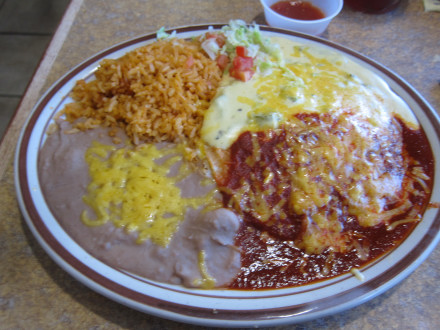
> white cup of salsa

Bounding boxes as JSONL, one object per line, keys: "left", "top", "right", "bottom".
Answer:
{"left": 260, "top": 0, "right": 343, "bottom": 35}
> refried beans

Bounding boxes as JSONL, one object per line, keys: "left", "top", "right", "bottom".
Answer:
{"left": 38, "top": 120, "right": 241, "bottom": 288}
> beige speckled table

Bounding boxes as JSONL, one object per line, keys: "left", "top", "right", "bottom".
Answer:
{"left": 1, "top": 0, "right": 440, "bottom": 328}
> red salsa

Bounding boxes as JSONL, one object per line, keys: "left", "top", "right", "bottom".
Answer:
{"left": 270, "top": 1, "right": 325, "bottom": 20}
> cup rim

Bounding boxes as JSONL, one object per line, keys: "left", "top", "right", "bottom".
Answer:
{"left": 260, "top": 0, "right": 344, "bottom": 25}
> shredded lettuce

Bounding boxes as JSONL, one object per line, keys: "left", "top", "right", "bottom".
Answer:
{"left": 201, "top": 38, "right": 220, "bottom": 60}
{"left": 218, "top": 20, "right": 286, "bottom": 75}
{"left": 156, "top": 27, "right": 176, "bottom": 40}
{"left": 156, "top": 20, "right": 297, "bottom": 80}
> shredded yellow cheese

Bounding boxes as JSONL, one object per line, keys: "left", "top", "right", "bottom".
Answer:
{"left": 350, "top": 267, "right": 365, "bottom": 282}
{"left": 81, "top": 141, "right": 217, "bottom": 247}
{"left": 192, "top": 250, "right": 216, "bottom": 289}
{"left": 211, "top": 110, "right": 430, "bottom": 256}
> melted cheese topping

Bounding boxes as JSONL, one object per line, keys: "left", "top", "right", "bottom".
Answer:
{"left": 217, "top": 113, "right": 429, "bottom": 255}
{"left": 201, "top": 37, "right": 418, "bottom": 149}
{"left": 202, "top": 37, "right": 430, "bottom": 257}
{"left": 81, "top": 141, "right": 217, "bottom": 247}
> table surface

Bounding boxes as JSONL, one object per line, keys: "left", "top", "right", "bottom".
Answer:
{"left": 1, "top": 0, "right": 440, "bottom": 328}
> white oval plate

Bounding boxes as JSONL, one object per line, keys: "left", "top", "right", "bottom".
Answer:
{"left": 14, "top": 25, "right": 440, "bottom": 327}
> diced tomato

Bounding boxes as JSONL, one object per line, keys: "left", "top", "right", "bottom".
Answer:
{"left": 215, "top": 34, "right": 226, "bottom": 48}
{"left": 205, "top": 32, "right": 217, "bottom": 39}
{"left": 205, "top": 32, "right": 226, "bottom": 48}
{"left": 235, "top": 45, "right": 247, "bottom": 57}
{"left": 230, "top": 69, "right": 254, "bottom": 82}
{"left": 232, "top": 56, "right": 254, "bottom": 71}
{"left": 229, "top": 55, "right": 255, "bottom": 82}
{"left": 185, "top": 55, "right": 194, "bottom": 68}
{"left": 216, "top": 54, "right": 229, "bottom": 71}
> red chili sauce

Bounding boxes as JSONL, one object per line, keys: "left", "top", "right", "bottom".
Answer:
{"left": 270, "top": 1, "right": 325, "bottom": 20}
{"left": 221, "top": 116, "right": 434, "bottom": 289}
